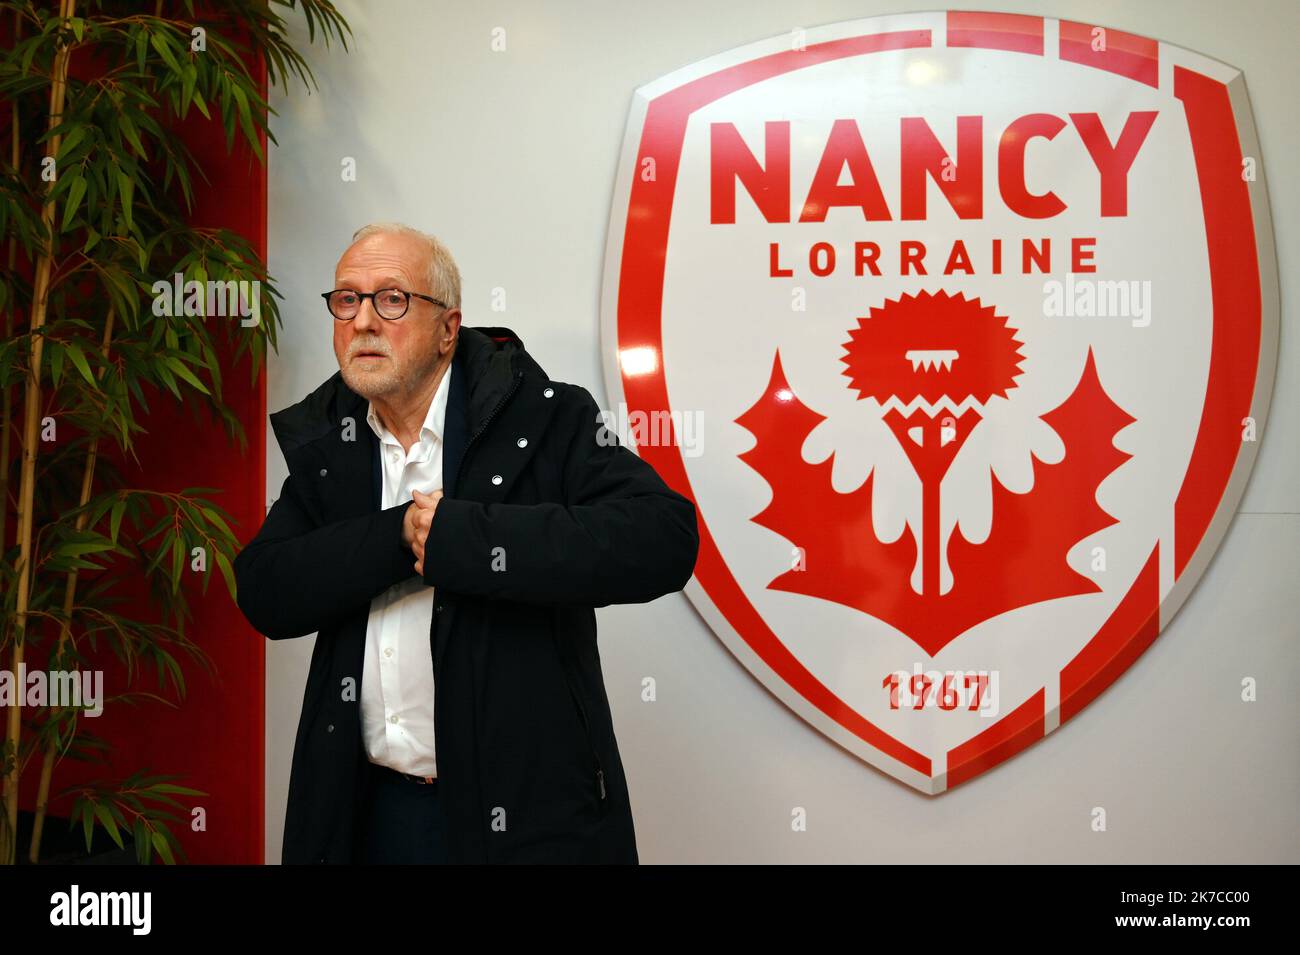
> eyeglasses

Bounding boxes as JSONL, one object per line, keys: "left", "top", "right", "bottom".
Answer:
{"left": 322, "top": 287, "right": 449, "bottom": 321}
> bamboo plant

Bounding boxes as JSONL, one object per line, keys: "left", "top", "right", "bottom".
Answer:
{"left": 0, "top": 0, "right": 350, "bottom": 864}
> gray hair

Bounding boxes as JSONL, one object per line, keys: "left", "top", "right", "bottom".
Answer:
{"left": 349, "top": 221, "right": 462, "bottom": 310}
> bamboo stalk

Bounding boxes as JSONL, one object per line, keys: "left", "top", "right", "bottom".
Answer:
{"left": 27, "top": 304, "right": 115, "bottom": 863}
{"left": 0, "top": 7, "right": 21, "bottom": 868}
{"left": 0, "top": 6, "right": 21, "bottom": 557}
{"left": 2, "top": 0, "right": 77, "bottom": 866}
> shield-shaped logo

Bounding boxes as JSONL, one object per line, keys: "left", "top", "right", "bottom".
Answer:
{"left": 600, "top": 12, "right": 1278, "bottom": 793}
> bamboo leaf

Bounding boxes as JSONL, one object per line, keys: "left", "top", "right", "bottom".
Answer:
{"left": 116, "top": 170, "right": 134, "bottom": 234}
{"left": 165, "top": 356, "right": 209, "bottom": 394}
{"left": 155, "top": 361, "right": 180, "bottom": 399}
{"left": 151, "top": 830, "right": 175, "bottom": 865}
{"left": 81, "top": 803, "right": 94, "bottom": 853}
{"left": 148, "top": 783, "right": 205, "bottom": 797}
{"left": 170, "top": 534, "right": 183, "bottom": 592}
{"left": 92, "top": 802, "right": 125, "bottom": 849}
{"left": 65, "top": 341, "right": 97, "bottom": 387}
{"left": 150, "top": 32, "right": 182, "bottom": 76}
{"left": 214, "top": 550, "right": 236, "bottom": 600}
{"left": 49, "top": 340, "right": 65, "bottom": 387}
{"left": 191, "top": 88, "right": 210, "bottom": 120}
{"left": 198, "top": 505, "right": 234, "bottom": 539}
{"left": 19, "top": 35, "right": 41, "bottom": 76}
{"left": 61, "top": 175, "right": 86, "bottom": 232}
{"left": 57, "top": 124, "right": 86, "bottom": 163}
{"left": 181, "top": 63, "right": 197, "bottom": 118}
{"left": 56, "top": 537, "right": 116, "bottom": 559}
{"left": 110, "top": 499, "right": 127, "bottom": 543}
{"left": 119, "top": 113, "right": 147, "bottom": 159}
{"left": 229, "top": 84, "right": 263, "bottom": 163}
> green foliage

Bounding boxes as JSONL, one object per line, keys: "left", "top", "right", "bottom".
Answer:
{"left": 65, "top": 771, "right": 206, "bottom": 865}
{"left": 0, "top": 0, "right": 350, "bottom": 864}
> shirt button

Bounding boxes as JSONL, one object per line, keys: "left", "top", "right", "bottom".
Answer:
{"left": 390, "top": 449, "right": 400, "bottom": 462}
{"left": 516, "top": 437, "right": 528, "bottom": 448}
{"left": 389, "top": 715, "right": 399, "bottom": 724}
{"left": 384, "top": 647, "right": 393, "bottom": 658}
{"left": 318, "top": 468, "right": 328, "bottom": 477}
{"left": 491, "top": 474, "right": 503, "bottom": 485}
{"left": 543, "top": 387, "right": 554, "bottom": 398}
{"left": 326, "top": 724, "right": 334, "bottom": 733}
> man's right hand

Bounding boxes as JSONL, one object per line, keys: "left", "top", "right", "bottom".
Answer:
{"left": 403, "top": 489, "right": 443, "bottom": 572}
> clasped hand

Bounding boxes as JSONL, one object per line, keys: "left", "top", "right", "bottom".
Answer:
{"left": 402, "top": 488, "right": 443, "bottom": 577}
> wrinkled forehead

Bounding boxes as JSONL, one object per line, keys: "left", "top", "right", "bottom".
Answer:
{"left": 334, "top": 235, "right": 429, "bottom": 288}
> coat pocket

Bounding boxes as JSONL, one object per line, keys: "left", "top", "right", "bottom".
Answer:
{"left": 549, "top": 621, "right": 607, "bottom": 809}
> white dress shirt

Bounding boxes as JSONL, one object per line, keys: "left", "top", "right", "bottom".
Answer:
{"left": 359, "top": 364, "right": 451, "bottom": 777}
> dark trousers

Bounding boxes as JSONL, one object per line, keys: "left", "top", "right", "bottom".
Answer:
{"left": 359, "top": 760, "right": 450, "bottom": 864}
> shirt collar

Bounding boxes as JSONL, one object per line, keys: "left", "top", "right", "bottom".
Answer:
{"left": 365, "top": 362, "right": 452, "bottom": 448}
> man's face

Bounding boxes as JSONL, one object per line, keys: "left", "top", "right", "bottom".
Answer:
{"left": 332, "top": 232, "right": 458, "bottom": 401}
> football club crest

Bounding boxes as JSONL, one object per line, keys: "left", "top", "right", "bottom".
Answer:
{"left": 600, "top": 12, "right": 1278, "bottom": 792}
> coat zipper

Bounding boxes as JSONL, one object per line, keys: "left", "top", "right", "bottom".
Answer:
{"left": 454, "top": 368, "right": 607, "bottom": 805}
{"left": 438, "top": 368, "right": 524, "bottom": 860}
{"left": 453, "top": 369, "right": 524, "bottom": 494}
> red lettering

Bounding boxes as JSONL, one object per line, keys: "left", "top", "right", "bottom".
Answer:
{"left": 769, "top": 242, "right": 793, "bottom": 277}
{"left": 1022, "top": 237, "right": 1050, "bottom": 273}
{"left": 710, "top": 121, "right": 791, "bottom": 223}
{"left": 1070, "top": 111, "right": 1158, "bottom": 216}
{"left": 799, "top": 119, "right": 892, "bottom": 221}
{"left": 943, "top": 240, "right": 974, "bottom": 275}
{"left": 1072, "top": 236, "right": 1097, "bottom": 272}
{"left": 999, "top": 113, "right": 1067, "bottom": 218}
{"left": 809, "top": 242, "right": 835, "bottom": 276}
{"left": 901, "top": 241, "right": 927, "bottom": 275}
{"left": 855, "top": 241, "right": 881, "bottom": 277}
{"left": 900, "top": 116, "right": 983, "bottom": 220}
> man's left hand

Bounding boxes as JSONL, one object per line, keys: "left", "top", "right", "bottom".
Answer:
{"left": 410, "top": 488, "right": 443, "bottom": 577}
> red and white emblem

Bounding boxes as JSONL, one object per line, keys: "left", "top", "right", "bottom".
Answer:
{"left": 600, "top": 12, "right": 1278, "bottom": 792}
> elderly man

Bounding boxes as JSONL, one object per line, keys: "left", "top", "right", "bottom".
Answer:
{"left": 233, "top": 223, "right": 699, "bottom": 864}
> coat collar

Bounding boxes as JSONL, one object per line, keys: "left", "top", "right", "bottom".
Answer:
{"left": 268, "top": 325, "right": 548, "bottom": 461}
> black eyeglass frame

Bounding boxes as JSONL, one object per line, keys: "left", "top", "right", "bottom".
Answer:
{"left": 321, "top": 287, "right": 450, "bottom": 321}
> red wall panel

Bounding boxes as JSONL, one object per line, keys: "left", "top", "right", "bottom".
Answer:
{"left": 13, "top": 57, "right": 268, "bottom": 866}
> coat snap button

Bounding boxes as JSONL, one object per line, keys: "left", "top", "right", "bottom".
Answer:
{"left": 516, "top": 437, "right": 528, "bottom": 448}
{"left": 491, "top": 474, "right": 503, "bottom": 485}
{"left": 543, "top": 387, "right": 554, "bottom": 398}
{"left": 319, "top": 468, "right": 328, "bottom": 477}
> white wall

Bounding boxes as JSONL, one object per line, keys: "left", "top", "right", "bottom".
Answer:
{"left": 265, "top": 0, "right": 1299, "bottom": 863}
